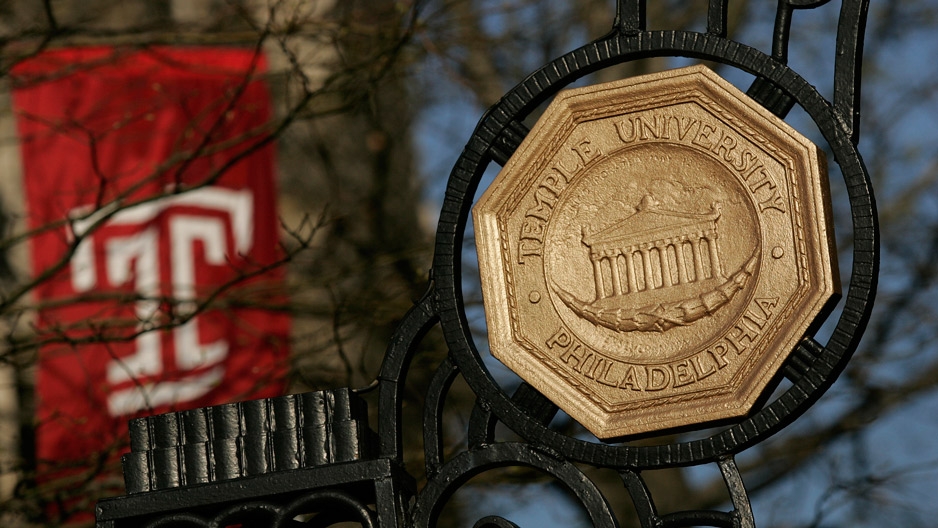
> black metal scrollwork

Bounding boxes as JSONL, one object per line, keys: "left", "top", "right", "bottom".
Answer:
{"left": 137, "top": 490, "right": 376, "bottom": 528}
{"left": 96, "top": 1, "right": 876, "bottom": 527}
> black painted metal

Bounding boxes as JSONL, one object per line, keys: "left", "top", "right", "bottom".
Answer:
{"left": 96, "top": 1, "right": 877, "bottom": 526}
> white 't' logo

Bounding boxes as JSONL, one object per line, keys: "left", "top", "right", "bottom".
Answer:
{"left": 69, "top": 187, "right": 253, "bottom": 416}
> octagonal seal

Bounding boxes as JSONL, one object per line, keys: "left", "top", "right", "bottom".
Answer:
{"left": 473, "top": 65, "right": 840, "bottom": 440}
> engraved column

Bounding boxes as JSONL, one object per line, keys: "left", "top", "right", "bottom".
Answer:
{"left": 592, "top": 257, "right": 604, "bottom": 299}
{"left": 625, "top": 247, "right": 638, "bottom": 293}
{"left": 691, "top": 237, "right": 704, "bottom": 282}
{"left": 676, "top": 239, "right": 689, "bottom": 284}
{"left": 640, "top": 247, "right": 655, "bottom": 290}
{"left": 708, "top": 233, "right": 723, "bottom": 279}
{"left": 659, "top": 242, "right": 672, "bottom": 287}
{"left": 611, "top": 253, "right": 623, "bottom": 296}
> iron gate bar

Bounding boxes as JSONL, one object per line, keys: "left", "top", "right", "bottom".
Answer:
{"left": 96, "top": 0, "right": 878, "bottom": 526}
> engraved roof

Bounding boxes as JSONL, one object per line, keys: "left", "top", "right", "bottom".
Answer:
{"left": 583, "top": 195, "right": 721, "bottom": 249}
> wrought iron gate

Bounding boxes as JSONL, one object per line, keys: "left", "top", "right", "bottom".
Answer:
{"left": 95, "top": 0, "right": 877, "bottom": 526}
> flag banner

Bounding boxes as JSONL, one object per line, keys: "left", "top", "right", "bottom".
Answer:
{"left": 12, "top": 47, "right": 290, "bottom": 483}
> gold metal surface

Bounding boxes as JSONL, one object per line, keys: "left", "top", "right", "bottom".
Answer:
{"left": 473, "top": 65, "right": 840, "bottom": 440}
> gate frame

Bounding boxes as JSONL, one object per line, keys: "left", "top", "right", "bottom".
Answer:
{"left": 97, "top": 1, "right": 877, "bottom": 526}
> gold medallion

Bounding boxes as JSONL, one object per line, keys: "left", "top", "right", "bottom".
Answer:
{"left": 473, "top": 65, "right": 839, "bottom": 439}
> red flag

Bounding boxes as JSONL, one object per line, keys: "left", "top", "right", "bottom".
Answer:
{"left": 12, "top": 47, "right": 289, "bottom": 481}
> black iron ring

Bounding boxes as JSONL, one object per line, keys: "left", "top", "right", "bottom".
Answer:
{"left": 431, "top": 29, "right": 877, "bottom": 469}
{"left": 410, "top": 442, "right": 618, "bottom": 528}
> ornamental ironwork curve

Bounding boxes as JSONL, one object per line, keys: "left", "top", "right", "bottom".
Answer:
{"left": 96, "top": 1, "right": 877, "bottom": 527}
